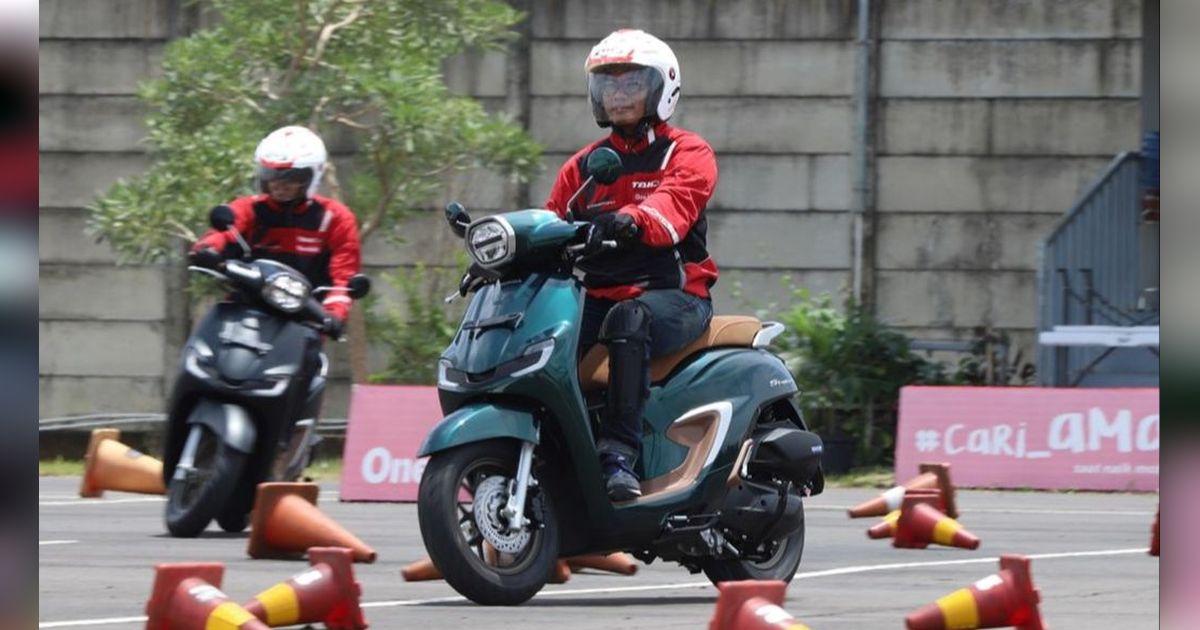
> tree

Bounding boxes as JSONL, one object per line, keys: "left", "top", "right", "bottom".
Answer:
{"left": 87, "top": 0, "right": 542, "bottom": 381}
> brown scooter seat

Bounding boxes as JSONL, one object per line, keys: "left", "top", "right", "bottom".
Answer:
{"left": 578, "top": 316, "right": 764, "bottom": 392}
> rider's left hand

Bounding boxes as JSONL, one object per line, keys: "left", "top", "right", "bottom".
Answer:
{"left": 321, "top": 315, "right": 345, "bottom": 341}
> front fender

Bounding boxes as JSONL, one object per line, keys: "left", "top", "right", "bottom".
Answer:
{"left": 186, "top": 399, "right": 257, "bottom": 454}
{"left": 417, "top": 403, "right": 539, "bottom": 457}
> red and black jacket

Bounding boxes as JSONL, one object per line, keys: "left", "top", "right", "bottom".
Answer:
{"left": 191, "top": 194, "right": 362, "bottom": 321}
{"left": 544, "top": 121, "right": 719, "bottom": 301}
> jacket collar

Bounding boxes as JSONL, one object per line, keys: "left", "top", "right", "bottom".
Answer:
{"left": 608, "top": 121, "right": 671, "bottom": 154}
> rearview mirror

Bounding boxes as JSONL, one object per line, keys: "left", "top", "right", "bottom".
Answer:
{"left": 445, "top": 202, "right": 471, "bottom": 238}
{"left": 585, "top": 147, "right": 623, "bottom": 186}
{"left": 209, "top": 205, "right": 235, "bottom": 231}
{"left": 347, "top": 274, "right": 371, "bottom": 300}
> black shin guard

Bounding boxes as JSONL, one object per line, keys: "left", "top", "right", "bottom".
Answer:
{"left": 598, "top": 300, "right": 652, "bottom": 457}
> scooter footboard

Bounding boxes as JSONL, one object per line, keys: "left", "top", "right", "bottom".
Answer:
{"left": 187, "top": 399, "right": 257, "bottom": 454}
{"left": 417, "top": 403, "right": 540, "bottom": 457}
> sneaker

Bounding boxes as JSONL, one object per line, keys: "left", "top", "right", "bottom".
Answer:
{"left": 601, "top": 453, "right": 642, "bottom": 502}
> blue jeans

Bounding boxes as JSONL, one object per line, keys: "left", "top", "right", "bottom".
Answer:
{"left": 579, "top": 290, "right": 714, "bottom": 453}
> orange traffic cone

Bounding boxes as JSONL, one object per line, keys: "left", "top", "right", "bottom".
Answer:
{"left": 401, "top": 556, "right": 442, "bottom": 581}
{"left": 565, "top": 552, "right": 639, "bottom": 575}
{"left": 867, "top": 490, "right": 945, "bottom": 540}
{"left": 145, "top": 562, "right": 268, "bottom": 630}
{"left": 905, "top": 554, "right": 1045, "bottom": 630}
{"left": 243, "top": 547, "right": 366, "bottom": 630}
{"left": 708, "top": 580, "right": 811, "bottom": 630}
{"left": 79, "top": 428, "right": 166, "bottom": 498}
{"left": 1150, "top": 505, "right": 1159, "bottom": 557}
{"left": 246, "top": 483, "right": 376, "bottom": 563}
{"left": 893, "top": 494, "right": 980, "bottom": 550}
{"left": 848, "top": 462, "right": 957, "bottom": 519}
{"left": 403, "top": 555, "right": 571, "bottom": 584}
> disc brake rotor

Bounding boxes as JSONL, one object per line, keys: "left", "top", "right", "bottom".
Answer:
{"left": 472, "top": 475, "right": 531, "bottom": 555}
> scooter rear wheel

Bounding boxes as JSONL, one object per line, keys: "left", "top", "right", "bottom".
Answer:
{"left": 164, "top": 425, "right": 246, "bottom": 538}
{"left": 418, "top": 439, "right": 559, "bottom": 606}
{"left": 699, "top": 508, "right": 806, "bottom": 584}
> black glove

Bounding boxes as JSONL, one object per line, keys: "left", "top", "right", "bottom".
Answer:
{"left": 189, "top": 246, "right": 224, "bottom": 270}
{"left": 321, "top": 315, "right": 345, "bottom": 340}
{"left": 591, "top": 211, "right": 639, "bottom": 244}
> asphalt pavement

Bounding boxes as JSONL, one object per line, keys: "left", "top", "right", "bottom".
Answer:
{"left": 38, "top": 476, "right": 1159, "bottom": 628}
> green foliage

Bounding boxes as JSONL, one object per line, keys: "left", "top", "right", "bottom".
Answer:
{"left": 774, "top": 289, "right": 943, "bottom": 467}
{"left": 88, "top": 0, "right": 542, "bottom": 262}
{"left": 366, "top": 264, "right": 460, "bottom": 385}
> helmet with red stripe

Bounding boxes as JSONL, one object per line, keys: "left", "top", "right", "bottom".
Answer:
{"left": 584, "top": 29, "right": 681, "bottom": 128}
{"left": 253, "top": 125, "right": 328, "bottom": 199}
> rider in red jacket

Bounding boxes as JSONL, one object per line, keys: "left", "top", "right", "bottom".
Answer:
{"left": 190, "top": 126, "right": 362, "bottom": 337}
{"left": 544, "top": 29, "right": 719, "bottom": 501}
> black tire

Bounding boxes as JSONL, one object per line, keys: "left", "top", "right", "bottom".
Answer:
{"left": 700, "top": 504, "right": 806, "bottom": 584}
{"left": 215, "top": 503, "right": 250, "bottom": 533}
{"left": 164, "top": 425, "right": 247, "bottom": 538}
{"left": 417, "top": 440, "right": 558, "bottom": 606}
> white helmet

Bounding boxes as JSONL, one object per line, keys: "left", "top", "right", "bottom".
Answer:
{"left": 584, "top": 29, "right": 681, "bottom": 128}
{"left": 253, "top": 125, "right": 328, "bottom": 199}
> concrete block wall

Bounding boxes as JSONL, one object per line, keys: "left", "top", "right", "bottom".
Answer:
{"left": 39, "top": 0, "right": 174, "bottom": 418}
{"left": 872, "top": 0, "right": 1142, "bottom": 363}
{"left": 39, "top": 0, "right": 1144, "bottom": 419}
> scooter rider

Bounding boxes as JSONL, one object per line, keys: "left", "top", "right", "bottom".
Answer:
{"left": 189, "top": 125, "right": 362, "bottom": 339}
{"left": 543, "top": 29, "right": 719, "bottom": 501}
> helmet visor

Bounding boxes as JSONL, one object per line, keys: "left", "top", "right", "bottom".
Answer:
{"left": 588, "top": 65, "right": 663, "bottom": 127}
{"left": 256, "top": 165, "right": 314, "bottom": 184}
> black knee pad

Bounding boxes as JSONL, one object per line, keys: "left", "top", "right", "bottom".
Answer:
{"left": 598, "top": 300, "right": 653, "bottom": 344}
{"left": 598, "top": 301, "right": 652, "bottom": 450}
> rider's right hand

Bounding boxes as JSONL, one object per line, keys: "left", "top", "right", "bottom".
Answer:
{"left": 189, "top": 246, "right": 224, "bottom": 270}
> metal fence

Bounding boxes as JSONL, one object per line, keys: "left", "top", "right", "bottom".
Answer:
{"left": 1036, "top": 152, "right": 1159, "bottom": 386}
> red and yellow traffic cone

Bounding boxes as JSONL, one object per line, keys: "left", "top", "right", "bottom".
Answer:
{"left": 565, "top": 551, "right": 639, "bottom": 575}
{"left": 145, "top": 563, "right": 267, "bottom": 630}
{"left": 849, "top": 462, "right": 957, "bottom": 519}
{"left": 1150, "top": 505, "right": 1159, "bottom": 557}
{"left": 905, "top": 554, "right": 1045, "bottom": 630}
{"left": 867, "top": 490, "right": 945, "bottom": 540}
{"left": 893, "top": 494, "right": 980, "bottom": 550}
{"left": 243, "top": 547, "right": 366, "bottom": 630}
{"left": 79, "top": 428, "right": 166, "bottom": 498}
{"left": 246, "top": 483, "right": 376, "bottom": 562}
{"left": 707, "top": 580, "right": 811, "bottom": 630}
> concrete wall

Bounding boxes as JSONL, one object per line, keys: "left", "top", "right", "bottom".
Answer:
{"left": 39, "top": 0, "right": 1143, "bottom": 419}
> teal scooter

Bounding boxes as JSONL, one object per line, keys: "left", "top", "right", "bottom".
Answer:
{"left": 416, "top": 148, "right": 825, "bottom": 605}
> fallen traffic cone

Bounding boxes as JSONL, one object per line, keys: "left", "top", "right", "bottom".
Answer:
{"left": 849, "top": 462, "right": 957, "bottom": 519}
{"left": 708, "top": 580, "right": 811, "bottom": 630}
{"left": 1150, "top": 505, "right": 1159, "bottom": 557}
{"left": 243, "top": 547, "right": 366, "bottom": 630}
{"left": 400, "top": 556, "right": 441, "bottom": 581}
{"left": 893, "top": 494, "right": 980, "bottom": 550}
{"left": 247, "top": 483, "right": 376, "bottom": 563}
{"left": 565, "top": 551, "right": 639, "bottom": 575}
{"left": 905, "top": 554, "right": 1045, "bottom": 630}
{"left": 550, "top": 559, "right": 572, "bottom": 584}
{"left": 79, "top": 428, "right": 166, "bottom": 498}
{"left": 867, "top": 490, "right": 946, "bottom": 540}
{"left": 145, "top": 562, "right": 268, "bottom": 630}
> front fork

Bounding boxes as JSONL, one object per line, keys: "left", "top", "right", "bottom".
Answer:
{"left": 501, "top": 425, "right": 540, "bottom": 533}
{"left": 173, "top": 425, "right": 204, "bottom": 481}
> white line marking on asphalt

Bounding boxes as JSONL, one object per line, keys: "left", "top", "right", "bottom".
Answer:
{"left": 38, "top": 540, "right": 79, "bottom": 546}
{"left": 39, "top": 616, "right": 147, "bottom": 628}
{"left": 39, "top": 498, "right": 165, "bottom": 506}
{"left": 806, "top": 504, "right": 1154, "bottom": 516}
{"left": 35, "top": 547, "right": 1150, "bottom": 627}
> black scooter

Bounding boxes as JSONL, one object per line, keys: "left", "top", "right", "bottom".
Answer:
{"left": 160, "top": 206, "right": 369, "bottom": 537}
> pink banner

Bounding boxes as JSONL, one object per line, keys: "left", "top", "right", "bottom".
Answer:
{"left": 895, "top": 386, "right": 1159, "bottom": 491}
{"left": 338, "top": 384, "right": 443, "bottom": 502}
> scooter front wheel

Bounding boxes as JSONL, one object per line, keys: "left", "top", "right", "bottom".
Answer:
{"left": 417, "top": 439, "right": 559, "bottom": 606}
{"left": 164, "top": 425, "right": 246, "bottom": 537}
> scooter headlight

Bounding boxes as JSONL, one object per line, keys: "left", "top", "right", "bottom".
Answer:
{"left": 261, "top": 272, "right": 311, "bottom": 313}
{"left": 466, "top": 217, "right": 515, "bottom": 268}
